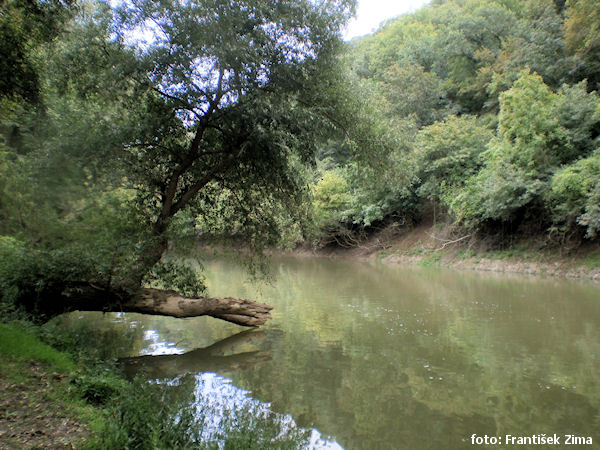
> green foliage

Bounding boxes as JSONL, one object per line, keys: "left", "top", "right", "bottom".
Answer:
{"left": 73, "top": 370, "right": 129, "bottom": 406}
{"left": 448, "top": 161, "right": 546, "bottom": 226}
{"left": 382, "top": 63, "right": 451, "bottom": 126}
{"left": 0, "top": 238, "right": 97, "bottom": 317}
{"left": 583, "top": 252, "right": 600, "bottom": 269}
{"left": 565, "top": 0, "right": 600, "bottom": 86}
{"left": 145, "top": 260, "right": 207, "bottom": 298}
{"left": 0, "top": 321, "right": 75, "bottom": 372}
{"left": 344, "top": 161, "right": 418, "bottom": 227}
{"left": 418, "top": 252, "right": 442, "bottom": 268}
{"left": 492, "top": 71, "right": 567, "bottom": 171}
{"left": 3, "top": 0, "right": 600, "bottom": 296}
{"left": 490, "top": 0, "right": 576, "bottom": 94}
{"left": 312, "top": 169, "right": 352, "bottom": 228}
{"left": 1, "top": 0, "right": 363, "bottom": 317}
{"left": 339, "top": 0, "right": 600, "bottom": 244}
{"left": 80, "top": 376, "right": 203, "bottom": 449}
{"left": 577, "top": 183, "right": 600, "bottom": 239}
{"left": 446, "top": 71, "right": 600, "bottom": 233}
{"left": 549, "top": 152, "right": 600, "bottom": 237}
{"left": 556, "top": 81, "right": 600, "bottom": 161}
{"left": 344, "top": 112, "right": 420, "bottom": 227}
{"left": 0, "top": 0, "right": 76, "bottom": 103}
{"left": 415, "top": 115, "right": 493, "bottom": 203}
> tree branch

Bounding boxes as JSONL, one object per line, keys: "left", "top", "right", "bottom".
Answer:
{"left": 152, "top": 86, "right": 198, "bottom": 116}
{"left": 169, "top": 140, "right": 248, "bottom": 216}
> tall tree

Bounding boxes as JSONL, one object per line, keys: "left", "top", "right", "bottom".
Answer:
{"left": 0, "top": 0, "right": 76, "bottom": 104}
{"left": 1, "top": 0, "right": 357, "bottom": 325}
{"left": 565, "top": 0, "right": 600, "bottom": 88}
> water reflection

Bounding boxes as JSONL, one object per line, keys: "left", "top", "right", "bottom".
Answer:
{"left": 184, "top": 372, "right": 342, "bottom": 449}
{"left": 120, "top": 330, "right": 271, "bottom": 379}
{"left": 55, "top": 256, "right": 600, "bottom": 449}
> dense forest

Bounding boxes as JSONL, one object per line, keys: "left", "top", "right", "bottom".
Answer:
{"left": 312, "top": 0, "right": 600, "bottom": 248}
{"left": 1, "top": 0, "right": 600, "bottom": 321}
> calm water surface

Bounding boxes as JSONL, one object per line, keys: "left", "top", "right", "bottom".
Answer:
{"left": 59, "top": 257, "right": 600, "bottom": 449}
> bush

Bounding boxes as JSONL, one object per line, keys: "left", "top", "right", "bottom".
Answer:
{"left": 548, "top": 152, "right": 600, "bottom": 237}
{"left": 415, "top": 114, "right": 492, "bottom": 205}
{"left": 311, "top": 169, "right": 352, "bottom": 228}
{"left": 87, "top": 376, "right": 203, "bottom": 449}
{"left": 0, "top": 239, "right": 99, "bottom": 321}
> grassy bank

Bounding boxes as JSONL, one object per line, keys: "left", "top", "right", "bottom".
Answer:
{"left": 0, "top": 321, "right": 94, "bottom": 448}
{"left": 0, "top": 320, "right": 311, "bottom": 449}
{"left": 0, "top": 320, "right": 204, "bottom": 449}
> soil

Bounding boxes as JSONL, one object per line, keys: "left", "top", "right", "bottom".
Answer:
{"left": 0, "top": 361, "right": 88, "bottom": 449}
{"left": 285, "top": 223, "right": 600, "bottom": 282}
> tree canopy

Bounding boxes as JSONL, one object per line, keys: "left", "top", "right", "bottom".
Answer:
{"left": 0, "top": 0, "right": 359, "bottom": 323}
{"left": 2, "top": 0, "right": 600, "bottom": 323}
{"left": 309, "top": 0, "right": 600, "bottom": 245}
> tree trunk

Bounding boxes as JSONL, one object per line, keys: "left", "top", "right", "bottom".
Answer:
{"left": 33, "top": 283, "right": 273, "bottom": 327}
{"left": 120, "top": 287, "right": 273, "bottom": 327}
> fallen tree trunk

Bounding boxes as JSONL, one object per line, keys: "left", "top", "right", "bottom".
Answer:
{"left": 120, "top": 288, "right": 273, "bottom": 327}
{"left": 30, "top": 283, "right": 273, "bottom": 327}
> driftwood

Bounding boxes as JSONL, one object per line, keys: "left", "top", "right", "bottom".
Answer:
{"left": 425, "top": 231, "right": 472, "bottom": 251}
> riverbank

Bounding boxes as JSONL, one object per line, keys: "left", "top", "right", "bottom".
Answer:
{"left": 286, "top": 224, "right": 600, "bottom": 282}
{"left": 0, "top": 322, "right": 91, "bottom": 448}
{"left": 0, "top": 320, "right": 210, "bottom": 449}
{"left": 0, "top": 319, "right": 313, "bottom": 448}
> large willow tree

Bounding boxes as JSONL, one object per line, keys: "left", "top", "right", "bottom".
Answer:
{"left": 0, "top": 0, "right": 356, "bottom": 325}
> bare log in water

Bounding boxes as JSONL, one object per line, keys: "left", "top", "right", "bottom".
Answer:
{"left": 120, "top": 288, "right": 273, "bottom": 327}
{"left": 34, "top": 283, "right": 273, "bottom": 327}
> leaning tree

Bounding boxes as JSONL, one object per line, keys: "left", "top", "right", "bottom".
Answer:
{"left": 1, "top": 0, "right": 357, "bottom": 325}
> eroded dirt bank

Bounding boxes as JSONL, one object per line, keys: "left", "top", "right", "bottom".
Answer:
{"left": 282, "top": 224, "right": 600, "bottom": 282}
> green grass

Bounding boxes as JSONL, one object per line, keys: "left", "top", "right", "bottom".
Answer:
{"left": 0, "top": 322, "right": 75, "bottom": 373}
{"left": 405, "top": 246, "right": 427, "bottom": 256}
{"left": 485, "top": 246, "right": 533, "bottom": 261}
{"left": 487, "top": 249, "right": 518, "bottom": 259}
{"left": 456, "top": 249, "right": 476, "bottom": 259}
{"left": 418, "top": 252, "right": 442, "bottom": 268}
{"left": 583, "top": 252, "right": 600, "bottom": 270}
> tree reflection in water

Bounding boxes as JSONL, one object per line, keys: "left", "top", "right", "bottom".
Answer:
{"left": 119, "top": 329, "right": 270, "bottom": 379}
{"left": 120, "top": 329, "right": 342, "bottom": 449}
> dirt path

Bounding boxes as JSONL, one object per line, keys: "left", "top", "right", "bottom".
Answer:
{"left": 0, "top": 361, "right": 87, "bottom": 449}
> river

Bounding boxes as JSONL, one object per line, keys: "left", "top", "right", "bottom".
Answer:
{"left": 55, "top": 256, "right": 600, "bottom": 448}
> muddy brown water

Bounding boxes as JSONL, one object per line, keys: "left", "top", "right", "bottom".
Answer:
{"left": 56, "top": 256, "right": 600, "bottom": 448}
